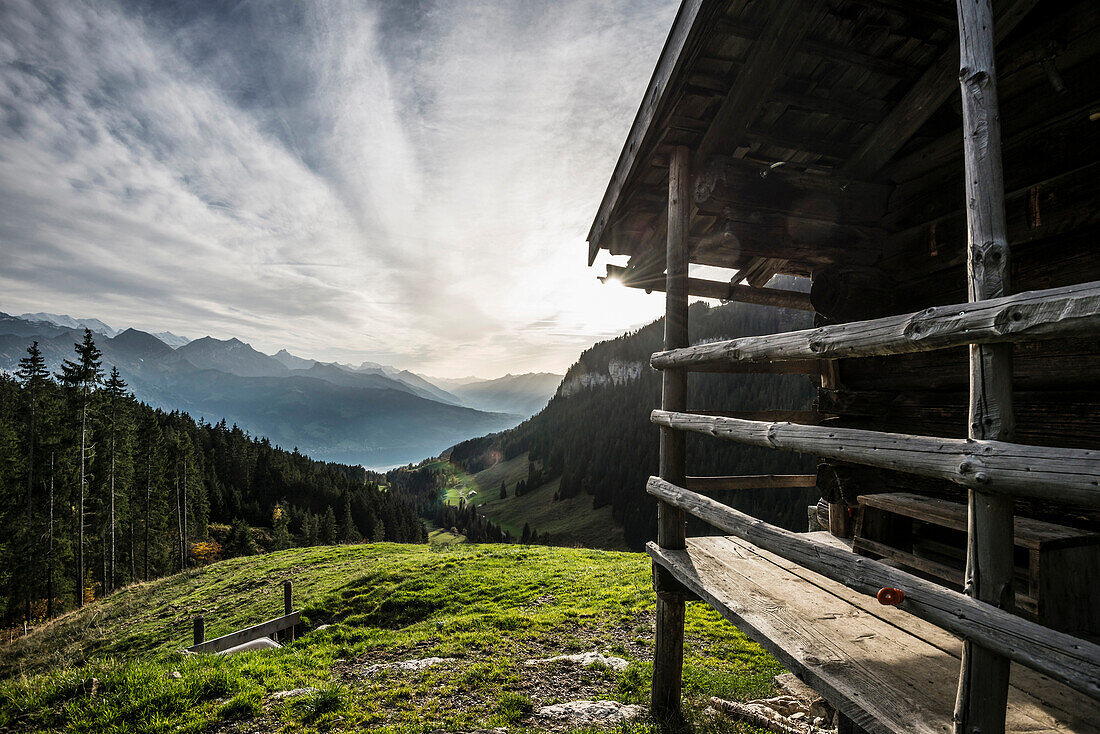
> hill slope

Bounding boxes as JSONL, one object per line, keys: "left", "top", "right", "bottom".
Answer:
{"left": 0, "top": 543, "right": 780, "bottom": 733}
{"left": 447, "top": 289, "right": 819, "bottom": 549}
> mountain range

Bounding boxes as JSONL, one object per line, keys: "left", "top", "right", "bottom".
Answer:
{"left": 0, "top": 311, "right": 561, "bottom": 468}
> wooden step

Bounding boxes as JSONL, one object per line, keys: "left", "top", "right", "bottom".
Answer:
{"left": 648, "top": 534, "right": 1100, "bottom": 734}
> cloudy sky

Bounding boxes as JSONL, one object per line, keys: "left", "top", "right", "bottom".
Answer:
{"left": 0, "top": 0, "right": 678, "bottom": 377}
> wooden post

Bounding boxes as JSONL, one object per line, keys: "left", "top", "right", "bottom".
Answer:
{"left": 953, "top": 2, "right": 1014, "bottom": 732}
{"left": 284, "top": 580, "right": 294, "bottom": 642}
{"left": 652, "top": 145, "right": 691, "bottom": 722}
{"left": 193, "top": 616, "right": 204, "bottom": 647}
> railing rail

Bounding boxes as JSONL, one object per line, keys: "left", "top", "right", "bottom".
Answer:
{"left": 649, "top": 280, "right": 1100, "bottom": 370}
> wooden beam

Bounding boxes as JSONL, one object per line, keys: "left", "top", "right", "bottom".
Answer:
{"left": 587, "top": 0, "right": 721, "bottom": 264}
{"left": 603, "top": 265, "right": 814, "bottom": 310}
{"left": 645, "top": 476, "right": 1100, "bottom": 701}
{"left": 693, "top": 410, "right": 822, "bottom": 424}
{"left": 841, "top": 0, "right": 1040, "bottom": 179}
{"left": 694, "top": 0, "right": 821, "bottom": 168}
{"left": 650, "top": 280, "right": 1100, "bottom": 368}
{"left": 954, "top": 1, "right": 1015, "bottom": 731}
{"left": 652, "top": 144, "right": 690, "bottom": 721}
{"left": 186, "top": 612, "right": 300, "bottom": 654}
{"left": 649, "top": 410, "right": 1100, "bottom": 507}
{"left": 685, "top": 474, "right": 817, "bottom": 492}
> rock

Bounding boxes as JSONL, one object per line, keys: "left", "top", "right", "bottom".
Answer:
{"left": 313, "top": 624, "right": 331, "bottom": 632}
{"left": 524, "top": 651, "right": 630, "bottom": 672}
{"left": 535, "top": 700, "right": 646, "bottom": 724}
{"left": 168, "top": 671, "right": 182, "bottom": 679}
{"left": 270, "top": 687, "right": 315, "bottom": 700}
{"left": 215, "top": 637, "right": 282, "bottom": 655}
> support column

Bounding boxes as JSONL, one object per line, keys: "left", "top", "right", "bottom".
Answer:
{"left": 652, "top": 145, "right": 690, "bottom": 722}
{"left": 953, "top": 2, "right": 1015, "bottom": 732}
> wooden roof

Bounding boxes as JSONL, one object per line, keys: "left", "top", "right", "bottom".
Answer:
{"left": 586, "top": 0, "right": 1049, "bottom": 281}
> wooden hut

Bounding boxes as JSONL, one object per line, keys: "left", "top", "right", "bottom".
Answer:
{"left": 586, "top": 1, "right": 1100, "bottom": 731}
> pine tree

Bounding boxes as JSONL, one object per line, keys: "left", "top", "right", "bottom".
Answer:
{"left": 521, "top": 522, "right": 531, "bottom": 544}
{"left": 101, "top": 367, "right": 131, "bottom": 592}
{"left": 225, "top": 519, "right": 254, "bottom": 557}
{"left": 499, "top": 481, "right": 507, "bottom": 500}
{"left": 319, "top": 506, "right": 337, "bottom": 545}
{"left": 338, "top": 494, "right": 360, "bottom": 544}
{"left": 271, "top": 505, "right": 292, "bottom": 551}
{"left": 16, "top": 342, "right": 49, "bottom": 618}
{"left": 58, "top": 329, "right": 102, "bottom": 608}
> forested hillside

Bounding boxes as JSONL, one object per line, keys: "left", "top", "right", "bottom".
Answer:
{"left": 448, "top": 291, "right": 818, "bottom": 549}
{"left": 0, "top": 331, "right": 425, "bottom": 625}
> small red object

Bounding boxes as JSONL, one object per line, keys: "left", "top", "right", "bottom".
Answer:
{"left": 877, "top": 587, "right": 905, "bottom": 606}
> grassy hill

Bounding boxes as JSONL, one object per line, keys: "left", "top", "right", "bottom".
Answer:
{"left": 434, "top": 457, "right": 627, "bottom": 549}
{"left": 0, "top": 543, "right": 780, "bottom": 733}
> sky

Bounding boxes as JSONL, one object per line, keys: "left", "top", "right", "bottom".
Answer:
{"left": 0, "top": 0, "right": 681, "bottom": 378}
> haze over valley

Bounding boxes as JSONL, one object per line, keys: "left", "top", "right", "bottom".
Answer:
{"left": 0, "top": 311, "right": 560, "bottom": 467}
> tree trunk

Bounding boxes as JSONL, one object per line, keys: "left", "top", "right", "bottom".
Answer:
{"left": 109, "top": 432, "right": 116, "bottom": 593}
{"left": 175, "top": 466, "right": 183, "bottom": 573}
{"left": 182, "top": 460, "right": 188, "bottom": 569}
{"left": 25, "top": 394, "right": 34, "bottom": 621}
{"left": 47, "top": 453, "right": 54, "bottom": 619}
{"left": 144, "top": 451, "right": 150, "bottom": 582}
{"left": 77, "top": 395, "right": 86, "bottom": 608}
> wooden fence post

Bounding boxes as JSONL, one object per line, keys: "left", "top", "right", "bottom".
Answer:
{"left": 652, "top": 145, "right": 691, "bottom": 722}
{"left": 284, "top": 580, "right": 294, "bottom": 642}
{"left": 193, "top": 616, "right": 204, "bottom": 647}
{"left": 953, "top": 1, "right": 1015, "bottom": 732}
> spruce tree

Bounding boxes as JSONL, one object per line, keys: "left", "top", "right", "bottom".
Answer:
{"left": 58, "top": 329, "right": 102, "bottom": 608}
{"left": 499, "top": 481, "right": 507, "bottom": 500}
{"left": 16, "top": 342, "right": 49, "bottom": 618}
{"left": 271, "top": 505, "right": 292, "bottom": 551}
{"left": 101, "top": 367, "right": 131, "bottom": 592}
{"left": 319, "top": 506, "right": 337, "bottom": 545}
{"left": 338, "top": 494, "right": 360, "bottom": 544}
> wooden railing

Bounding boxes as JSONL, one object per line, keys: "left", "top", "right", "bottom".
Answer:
{"left": 646, "top": 476, "right": 1100, "bottom": 700}
{"left": 187, "top": 580, "right": 297, "bottom": 654}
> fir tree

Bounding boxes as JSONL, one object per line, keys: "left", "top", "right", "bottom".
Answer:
{"left": 271, "top": 505, "right": 292, "bottom": 551}
{"left": 101, "top": 367, "right": 131, "bottom": 592}
{"left": 58, "top": 329, "right": 102, "bottom": 608}
{"left": 338, "top": 494, "right": 360, "bottom": 544}
{"left": 16, "top": 342, "right": 49, "bottom": 618}
{"left": 499, "top": 481, "right": 507, "bottom": 500}
{"left": 319, "top": 506, "right": 337, "bottom": 545}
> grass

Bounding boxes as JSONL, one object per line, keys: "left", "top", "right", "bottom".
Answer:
{"left": 443, "top": 455, "right": 628, "bottom": 549}
{"left": 0, "top": 543, "right": 782, "bottom": 733}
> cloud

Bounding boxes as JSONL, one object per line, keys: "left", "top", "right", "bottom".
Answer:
{"left": 0, "top": 0, "right": 674, "bottom": 376}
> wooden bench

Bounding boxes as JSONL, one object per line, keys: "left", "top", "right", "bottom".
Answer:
{"left": 649, "top": 534, "right": 1100, "bottom": 734}
{"left": 853, "top": 492, "right": 1100, "bottom": 638}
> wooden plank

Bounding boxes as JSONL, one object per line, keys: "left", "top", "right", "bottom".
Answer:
{"left": 650, "top": 280, "right": 1100, "bottom": 367}
{"left": 684, "top": 474, "right": 818, "bottom": 492}
{"left": 186, "top": 612, "right": 300, "bottom": 654}
{"left": 649, "top": 410, "right": 1100, "bottom": 507}
{"left": 858, "top": 493, "right": 1100, "bottom": 550}
{"left": 677, "top": 360, "right": 824, "bottom": 375}
{"left": 586, "top": 0, "right": 719, "bottom": 264}
{"left": 841, "top": 0, "right": 1040, "bottom": 179}
{"left": 694, "top": 0, "right": 822, "bottom": 168}
{"left": 645, "top": 477, "right": 1100, "bottom": 701}
{"left": 603, "top": 265, "right": 814, "bottom": 310}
